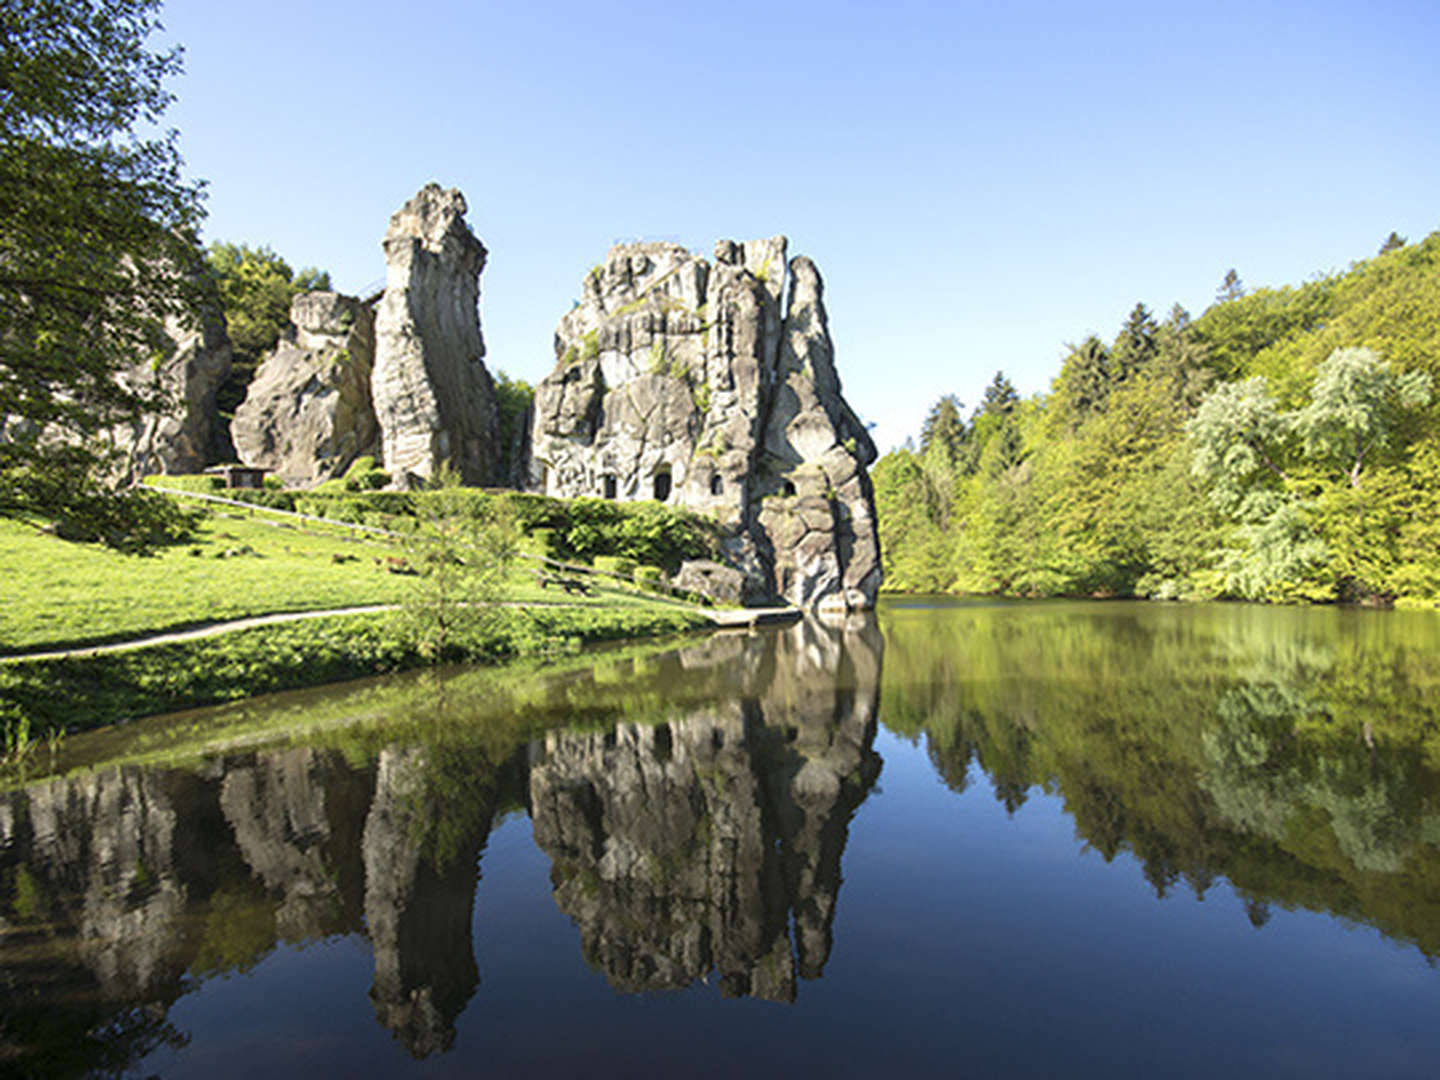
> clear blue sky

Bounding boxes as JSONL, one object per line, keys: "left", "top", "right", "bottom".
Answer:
{"left": 160, "top": 0, "right": 1440, "bottom": 452}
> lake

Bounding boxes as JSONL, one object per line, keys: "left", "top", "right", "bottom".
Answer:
{"left": 3, "top": 597, "right": 1440, "bottom": 1077}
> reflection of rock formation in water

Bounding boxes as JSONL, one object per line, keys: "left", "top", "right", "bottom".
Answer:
{"left": 0, "top": 750, "right": 375, "bottom": 1006}
{"left": 362, "top": 746, "right": 498, "bottom": 1058}
{"left": 530, "top": 617, "right": 882, "bottom": 1000}
{"left": 0, "top": 621, "right": 884, "bottom": 1067}
{"left": 14, "top": 767, "right": 191, "bottom": 1001}
{"left": 220, "top": 748, "right": 369, "bottom": 942}
{"left": 0, "top": 738, "right": 514, "bottom": 1065}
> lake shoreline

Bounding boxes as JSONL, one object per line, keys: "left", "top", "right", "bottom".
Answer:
{"left": 0, "top": 604, "right": 713, "bottom": 745}
{"left": 877, "top": 586, "right": 1440, "bottom": 612}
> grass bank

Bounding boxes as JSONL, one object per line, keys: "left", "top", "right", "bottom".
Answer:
{"left": 22, "top": 630, "right": 736, "bottom": 787}
{"left": 0, "top": 605, "right": 709, "bottom": 738}
{"left": 0, "top": 504, "right": 681, "bottom": 655}
{"left": 0, "top": 491, "right": 718, "bottom": 744}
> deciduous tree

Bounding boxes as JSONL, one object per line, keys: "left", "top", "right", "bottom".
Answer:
{"left": 206, "top": 241, "right": 330, "bottom": 416}
{"left": 0, "top": 0, "right": 206, "bottom": 541}
{"left": 400, "top": 471, "right": 518, "bottom": 661}
{"left": 1291, "top": 347, "right": 1431, "bottom": 487}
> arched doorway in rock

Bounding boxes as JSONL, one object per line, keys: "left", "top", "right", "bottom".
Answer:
{"left": 602, "top": 474, "right": 617, "bottom": 499}
{"left": 709, "top": 474, "right": 723, "bottom": 496}
{"left": 653, "top": 468, "right": 672, "bottom": 502}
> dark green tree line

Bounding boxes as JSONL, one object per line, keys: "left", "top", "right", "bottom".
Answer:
{"left": 874, "top": 231, "right": 1440, "bottom": 604}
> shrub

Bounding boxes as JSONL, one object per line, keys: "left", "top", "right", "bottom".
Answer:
{"left": 529, "top": 528, "right": 559, "bottom": 557}
{"left": 593, "top": 555, "right": 638, "bottom": 579}
{"left": 256, "top": 489, "right": 718, "bottom": 569}
{"left": 224, "top": 488, "right": 297, "bottom": 511}
{"left": 341, "top": 456, "right": 390, "bottom": 491}
{"left": 634, "top": 565, "right": 665, "bottom": 591}
{"left": 142, "top": 474, "right": 224, "bottom": 493}
{"left": 40, "top": 481, "right": 202, "bottom": 552}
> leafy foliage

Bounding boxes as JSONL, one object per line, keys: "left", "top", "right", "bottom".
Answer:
{"left": 875, "top": 231, "right": 1440, "bottom": 605}
{"left": 289, "top": 488, "right": 719, "bottom": 571}
{"left": 398, "top": 469, "right": 518, "bottom": 661}
{"left": 206, "top": 241, "right": 331, "bottom": 416}
{"left": 0, "top": 0, "right": 207, "bottom": 536}
{"left": 492, "top": 370, "right": 535, "bottom": 483}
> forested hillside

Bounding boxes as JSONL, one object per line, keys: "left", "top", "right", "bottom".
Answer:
{"left": 875, "top": 232, "right": 1440, "bottom": 605}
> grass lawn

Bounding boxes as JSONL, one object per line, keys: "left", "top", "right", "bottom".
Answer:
{"left": 0, "top": 494, "right": 714, "bottom": 742}
{"left": 0, "top": 509, "right": 412, "bottom": 651}
{"left": 0, "top": 500, "right": 687, "bottom": 653}
{"left": 0, "top": 604, "right": 711, "bottom": 740}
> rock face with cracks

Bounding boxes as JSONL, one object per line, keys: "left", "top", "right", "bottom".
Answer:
{"left": 372, "top": 184, "right": 500, "bottom": 487}
{"left": 531, "top": 238, "right": 880, "bottom": 610}
{"left": 231, "top": 291, "right": 379, "bottom": 487}
{"left": 528, "top": 618, "right": 883, "bottom": 999}
{"left": 118, "top": 305, "right": 233, "bottom": 476}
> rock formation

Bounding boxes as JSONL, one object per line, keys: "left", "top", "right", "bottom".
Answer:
{"left": 531, "top": 238, "right": 880, "bottom": 610}
{"left": 529, "top": 618, "right": 882, "bottom": 999}
{"left": 230, "top": 291, "right": 379, "bottom": 486}
{"left": 117, "top": 304, "right": 233, "bottom": 476}
{"left": 371, "top": 184, "right": 501, "bottom": 487}
{"left": 362, "top": 746, "right": 492, "bottom": 1058}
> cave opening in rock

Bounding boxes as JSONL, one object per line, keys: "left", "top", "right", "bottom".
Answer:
{"left": 710, "top": 474, "right": 723, "bottom": 496}
{"left": 782, "top": 479, "right": 796, "bottom": 497}
{"left": 603, "top": 474, "right": 617, "bottom": 499}
{"left": 653, "top": 468, "right": 672, "bottom": 502}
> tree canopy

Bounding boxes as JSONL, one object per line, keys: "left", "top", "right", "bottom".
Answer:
{"left": 873, "top": 231, "right": 1440, "bottom": 606}
{"left": 0, "top": 0, "right": 206, "bottom": 541}
{"left": 206, "top": 241, "right": 331, "bottom": 416}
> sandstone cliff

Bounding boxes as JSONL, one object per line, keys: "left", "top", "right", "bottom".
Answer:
{"left": 372, "top": 184, "right": 501, "bottom": 487}
{"left": 230, "top": 291, "right": 379, "bottom": 486}
{"left": 531, "top": 239, "right": 880, "bottom": 610}
{"left": 118, "top": 304, "right": 233, "bottom": 476}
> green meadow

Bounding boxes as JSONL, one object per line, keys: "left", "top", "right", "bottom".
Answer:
{"left": 0, "top": 495, "right": 711, "bottom": 740}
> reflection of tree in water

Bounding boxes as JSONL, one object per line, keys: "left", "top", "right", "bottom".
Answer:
{"left": 883, "top": 601, "right": 1440, "bottom": 952}
{"left": 1201, "top": 681, "right": 1428, "bottom": 875}
{"left": 530, "top": 617, "right": 883, "bottom": 1000}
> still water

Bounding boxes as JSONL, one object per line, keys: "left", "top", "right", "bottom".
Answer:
{"left": 4, "top": 598, "right": 1440, "bottom": 1077}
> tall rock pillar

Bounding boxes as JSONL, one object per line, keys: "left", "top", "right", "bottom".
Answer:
{"left": 372, "top": 184, "right": 500, "bottom": 487}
